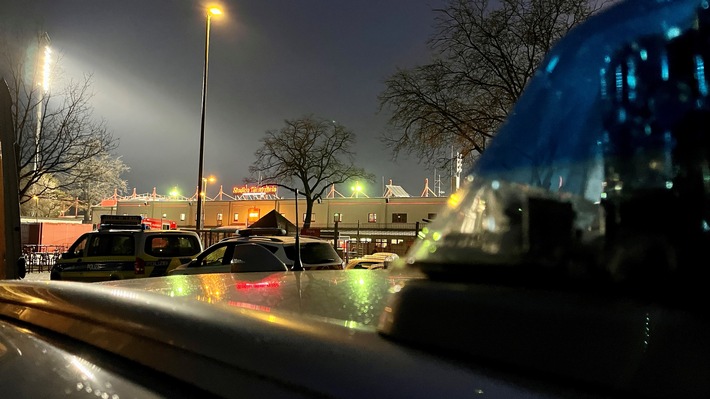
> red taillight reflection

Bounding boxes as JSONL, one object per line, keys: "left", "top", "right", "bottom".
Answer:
{"left": 134, "top": 257, "right": 145, "bottom": 274}
{"left": 235, "top": 281, "right": 280, "bottom": 289}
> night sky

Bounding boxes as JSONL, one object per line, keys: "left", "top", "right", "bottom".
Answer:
{"left": 1, "top": 1, "right": 450, "bottom": 199}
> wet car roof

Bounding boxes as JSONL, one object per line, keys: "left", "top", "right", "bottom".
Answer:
{"left": 0, "top": 271, "right": 598, "bottom": 398}
{"left": 97, "top": 269, "right": 422, "bottom": 327}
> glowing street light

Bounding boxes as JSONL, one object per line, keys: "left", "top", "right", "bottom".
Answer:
{"left": 195, "top": 6, "right": 223, "bottom": 230}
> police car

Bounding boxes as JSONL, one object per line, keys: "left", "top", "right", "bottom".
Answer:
{"left": 50, "top": 215, "right": 203, "bottom": 281}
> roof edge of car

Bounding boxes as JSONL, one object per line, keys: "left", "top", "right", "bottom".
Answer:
{"left": 238, "top": 228, "right": 287, "bottom": 237}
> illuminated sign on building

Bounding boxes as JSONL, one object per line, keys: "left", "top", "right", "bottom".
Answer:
{"left": 232, "top": 185, "right": 278, "bottom": 195}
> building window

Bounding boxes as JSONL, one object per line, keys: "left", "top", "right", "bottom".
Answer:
{"left": 233, "top": 213, "right": 239, "bottom": 222}
{"left": 180, "top": 213, "right": 186, "bottom": 221}
{"left": 427, "top": 213, "right": 437, "bottom": 220}
{"left": 368, "top": 213, "right": 377, "bottom": 223}
{"left": 392, "top": 213, "right": 407, "bottom": 223}
{"left": 333, "top": 213, "right": 343, "bottom": 222}
{"left": 303, "top": 213, "right": 315, "bottom": 222}
{"left": 247, "top": 208, "right": 260, "bottom": 224}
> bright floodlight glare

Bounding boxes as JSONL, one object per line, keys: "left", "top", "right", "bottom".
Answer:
{"left": 209, "top": 7, "right": 222, "bottom": 15}
{"left": 42, "top": 46, "right": 51, "bottom": 92}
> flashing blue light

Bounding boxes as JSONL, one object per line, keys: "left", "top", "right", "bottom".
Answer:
{"left": 545, "top": 55, "right": 560, "bottom": 73}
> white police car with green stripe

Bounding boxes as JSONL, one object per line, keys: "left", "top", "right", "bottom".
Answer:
{"left": 50, "top": 215, "right": 202, "bottom": 282}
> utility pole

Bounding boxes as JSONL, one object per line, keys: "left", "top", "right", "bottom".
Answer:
{"left": 0, "top": 79, "right": 22, "bottom": 279}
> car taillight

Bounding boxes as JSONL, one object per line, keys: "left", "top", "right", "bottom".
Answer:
{"left": 134, "top": 257, "right": 145, "bottom": 274}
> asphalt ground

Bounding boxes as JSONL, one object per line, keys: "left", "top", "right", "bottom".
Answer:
{"left": 21, "top": 271, "right": 50, "bottom": 281}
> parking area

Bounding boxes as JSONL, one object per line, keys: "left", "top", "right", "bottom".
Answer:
{"left": 22, "top": 271, "right": 50, "bottom": 281}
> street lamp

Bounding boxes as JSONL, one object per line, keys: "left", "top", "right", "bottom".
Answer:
{"left": 195, "top": 6, "right": 222, "bottom": 230}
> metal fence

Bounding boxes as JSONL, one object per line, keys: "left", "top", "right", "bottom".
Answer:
{"left": 23, "top": 245, "right": 66, "bottom": 273}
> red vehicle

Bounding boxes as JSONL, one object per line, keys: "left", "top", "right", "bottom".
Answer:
{"left": 141, "top": 217, "right": 177, "bottom": 230}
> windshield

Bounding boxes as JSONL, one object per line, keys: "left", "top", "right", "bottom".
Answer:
{"left": 406, "top": 0, "right": 708, "bottom": 284}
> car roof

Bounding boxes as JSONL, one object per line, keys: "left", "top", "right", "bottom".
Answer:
{"left": 362, "top": 252, "right": 398, "bottom": 260}
{"left": 88, "top": 229, "right": 198, "bottom": 235}
{"left": 346, "top": 258, "right": 382, "bottom": 266}
{"left": 225, "top": 235, "right": 328, "bottom": 244}
{"left": 0, "top": 271, "right": 542, "bottom": 399}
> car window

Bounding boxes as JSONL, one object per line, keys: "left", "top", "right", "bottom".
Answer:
{"left": 88, "top": 234, "right": 132, "bottom": 257}
{"left": 299, "top": 242, "right": 340, "bottom": 264}
{"left": 145, "top": 235, "right": 201, "bottom": 257}
{"left": 111, "top": 235, "right": 135, "bottom": 256}
{"left": 282, "top": 244, "right": 296, "bottom": 262}
{"left": 67, "top": 235, "right": 89, "bottom": 257}
{"left": 201, "top": 245, "right": 229, "bottom": 267}
{"left": 230, "top": 244, "right": 287, "bottom": 272}
{"left": 253, "top": 244, "right": 279, "bottom": 255}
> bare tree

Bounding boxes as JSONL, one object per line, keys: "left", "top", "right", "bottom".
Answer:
{"left": 65, "top": 153, "right": 130, "bottom": 222}
{"left": 378, "top": 0, "right": 608, "bottom": 172}
{"left": 249, "top": 115, "right": 375, "bottom": 228}
{"left": 1, "top": 29, "right": 124, "bottom": 211}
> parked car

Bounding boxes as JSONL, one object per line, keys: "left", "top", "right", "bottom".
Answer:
{"left": 169, "top": 241, "right": 288, "bottom": 275}
{"left": 344, "top": 258, "right": 385, "bottom": 270}
{"left": 344, "top": 252, "right": 399, "bottom": 270}
{"left": 170, "top": 228, "right": 343, "bottom": 275}
{"left": 50, "top": 215, "right": 203, "bottom": 281}
{"left": 3, "top": 0, "right": 710, "bottom": 397}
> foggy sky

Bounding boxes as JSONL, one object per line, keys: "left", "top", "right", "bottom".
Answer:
{"left": 1, "top": 0, "right": 451, "bottom": 199}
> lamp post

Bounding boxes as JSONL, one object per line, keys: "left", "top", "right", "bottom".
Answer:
{"left": 264, "top": 183, "right": 304, "bottom": 271}
{"left": 195, "top": 7, "right": 222, "bottom": 231}
{"left": 333, "top": 212, "right": 341, "bottom": 259}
